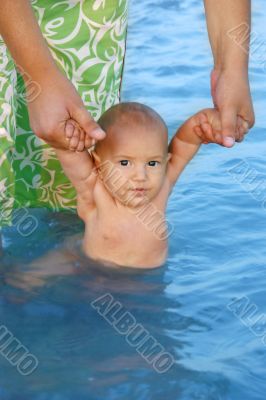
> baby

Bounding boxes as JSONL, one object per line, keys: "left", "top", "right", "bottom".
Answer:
{"left": 54, "top": 102, "right": 247, "bottom": 268}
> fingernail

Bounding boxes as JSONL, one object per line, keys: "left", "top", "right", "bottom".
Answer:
{"left": 91, "top": 128, "right": 105, "bottom": 139}
{"left": 224, "top": 137, "right": 235, "bottom": 147}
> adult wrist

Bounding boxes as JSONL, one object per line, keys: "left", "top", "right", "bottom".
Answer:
{"left": 212, "top": 39, "right": 249, "bottom": 75}
{"left": 18, "top": 59, "right": 61, "bottom": 86}
{"left": 213, "top": 63, "right": 249, "bottom": 78}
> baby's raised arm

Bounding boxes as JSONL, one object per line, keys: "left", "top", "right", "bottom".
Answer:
{"left": 56, "top": 148, "right": 94, "bottom": 192}
{"left": 166, "top": 111, "right": 204, "bottom": 185}
{"left": 55, "top": 121, "right": 96, "bottom": 207}
{"left": 166, "top": 107, "right": 242, "bottom": 185}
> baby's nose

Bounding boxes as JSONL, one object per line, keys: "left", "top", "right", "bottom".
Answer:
{"left": 133, "top": 165, "right": 147, "bottom": 181}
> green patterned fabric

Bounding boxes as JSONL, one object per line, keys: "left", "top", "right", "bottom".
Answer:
{"left": 0, "top": 0, "right": 128, "bottom": 226}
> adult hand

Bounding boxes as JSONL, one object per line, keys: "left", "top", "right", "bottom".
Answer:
{"left": 210, "top": 68, "right": 255, "bottom": 147}
{"left": 26, "top": 70, "right": 106, "bottom": 150}
{"left": 193, "top": 108, "right": 248, "bottom": 145}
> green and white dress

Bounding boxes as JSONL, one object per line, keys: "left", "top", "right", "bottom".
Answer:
{"left": 0, "top": 0, "right": 128, "bottom": 226}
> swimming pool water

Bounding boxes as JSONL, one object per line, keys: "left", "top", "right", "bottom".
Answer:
{"left": 0, "top": 1, "right": 266, "bottom": 399}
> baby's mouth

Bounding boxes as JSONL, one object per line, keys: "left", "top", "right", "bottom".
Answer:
{"left": 130, "top": 188, "right": 149, "bottom": 197}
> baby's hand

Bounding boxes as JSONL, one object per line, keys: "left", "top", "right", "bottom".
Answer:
{"left": 65, "top": 119, "right": 96, "bottom": 152}
{"left": 193, "top": 108, "right": 249, "bottom": 147}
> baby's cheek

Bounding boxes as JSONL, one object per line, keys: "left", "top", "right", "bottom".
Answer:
{"left": 151, "top": 172, "right": 165, "bottom": 191}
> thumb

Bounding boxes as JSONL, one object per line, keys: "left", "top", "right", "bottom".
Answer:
{"left": 72, "top": 106, "right": 106, "bottom": 140}
{"left": 220, "top": 108, "right": 237, "bottom": 148}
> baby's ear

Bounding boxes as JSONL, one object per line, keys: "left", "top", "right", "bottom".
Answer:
{"left": 166, "top": 153, "right": 172, "bottom": 163}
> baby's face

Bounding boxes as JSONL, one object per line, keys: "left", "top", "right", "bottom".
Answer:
{"left": 95, "top": 122, "right": 170, "bottom": 207}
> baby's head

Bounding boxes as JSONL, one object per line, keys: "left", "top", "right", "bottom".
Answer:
{"left": 93, "top": 102, "right": 170, "bottom": 207}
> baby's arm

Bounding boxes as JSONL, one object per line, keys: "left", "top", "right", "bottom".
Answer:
{"left": 56, "top": 148, "right": 94, "bottom": 195}
{"left": 167, "top": 110, "right": 205, "bottom": 185}
{"left": 55, "top": 121, "right": 96, "bottom": 208}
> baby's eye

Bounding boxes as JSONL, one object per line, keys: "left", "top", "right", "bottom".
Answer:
{"left": 148, "top": 161, "right": 160, "bottom": 167}
{"left": 119, "top": 160, "right": 130, "bottom": 166}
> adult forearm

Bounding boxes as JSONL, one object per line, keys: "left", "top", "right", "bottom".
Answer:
{"left": 0, "top": 0, "right": 58, "bottom": 82}
{"left": 204, "top": 0, "right": 251, "bottom": 72}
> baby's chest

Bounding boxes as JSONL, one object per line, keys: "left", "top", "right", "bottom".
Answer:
{"left": 90, "top": 180, "right": 169, "bottom": 242}
{"left": 89, "top": 204, "right": 168, "bottom": 246}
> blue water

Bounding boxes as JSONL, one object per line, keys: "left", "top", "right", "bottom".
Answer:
{"left": 1, "top": 1, "right": 266, "bottom": 399}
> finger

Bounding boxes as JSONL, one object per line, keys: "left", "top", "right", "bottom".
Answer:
{"left": 236, "top": 115, "right": 243, "bottom": 133}
{"left": 234, "top": 124, "right": 241, "bottom": 142}
{"left": 65, "top": 120, "right": 75, "bottom": 139}
{"left": 236, "top": 123, "right": 244, "bottom": 143}
{"left": 220, "top": 108, "right": 238, "bottom": 147}
{"left": 242, "top": 109, "right": 255, "bottom": 130}
{"left": 242, "top": 119, "right": 250, "bottom": 134}
{"left": 69, "top": 127, "right": 80, "bottom": 151}
{"left": 72, "top": 107, "right": 106, "bottom": 140}
{"left": 237, "top": 126, "right": 247, "bottom": 141}
{"left": 76, "top": 130, "right": 85, "bottom": 152}
{"left": 201, "top": 122, "right": 215, "bottom": 143}
{"left": 236, "top": 135, "right": 245, "bottom": 143}
{"left": 235, "top": 126, "right": 245, "bottom": 143}
{"left": 199, "top": 109, "right": 223, "bottom": 145}
{"left": 235, "top": 131, "right": 243, "bottom": 142}
{"left": 237, "top": 118, "right": 249, "bottom": 140}
{"left": 194, "top": 125, "right": 204, "bottom": 139}
{"left": 194, "top": 126, "right": 209, "bottom": 144}
{"left": 238, "top": 115, "right": 255, "bottom": 133}
{"left": 210, "top": 123, "right": 223, "bottom": 145}
{"left": 85, "top": 134, "right": 96, "bottom": 149}
{"left": 199, "top": 112, "right": 208, "bottom": 125}
{"left": 213, "top": 132, "right": 223, "bottom": 145}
